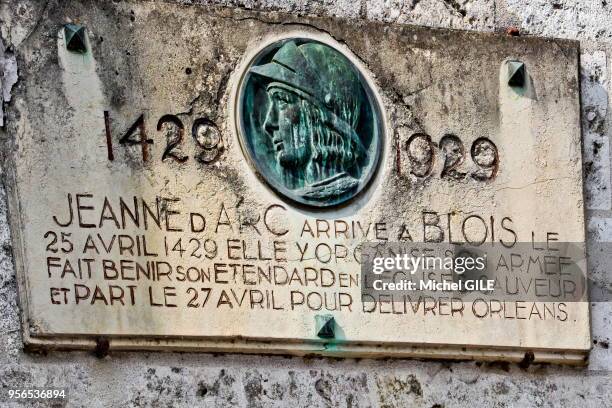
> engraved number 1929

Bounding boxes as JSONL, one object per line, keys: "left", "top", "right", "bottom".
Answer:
{"left": 405, "top": 133, "right": 499, "bottom": 181}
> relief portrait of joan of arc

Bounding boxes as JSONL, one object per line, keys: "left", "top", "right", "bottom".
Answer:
{"left": 239, "top": 39, "right": 383, "bottom": 207}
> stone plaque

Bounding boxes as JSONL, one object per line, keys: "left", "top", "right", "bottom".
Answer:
{"left": 5, "top": 3, "right": 590, "bottom": 363}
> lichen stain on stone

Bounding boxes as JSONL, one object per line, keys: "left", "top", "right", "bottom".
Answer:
{"left": 376, "top": 374, "right": 423, "bottom": 407}
{"left": 314, "top": 376, "right": 333, "bottom": 402}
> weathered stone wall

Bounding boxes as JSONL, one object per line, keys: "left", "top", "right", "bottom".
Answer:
{"left": 0, "top": 1, "right": 611, "bottom": 406}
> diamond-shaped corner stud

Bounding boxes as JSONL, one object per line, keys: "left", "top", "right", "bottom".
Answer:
{"left": 64, "top": 24, "right": 87, "bottom": 53}
{"left": 507, "top": 60, "right": 525, "bottom": 88}
{"left": 316, "top": 315, "right": 336, "bottom": 339}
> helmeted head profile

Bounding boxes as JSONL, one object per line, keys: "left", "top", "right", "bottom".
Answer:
{"left": 249, "top": 40, "right": 368, "bottom": 201}
{"left": 239, "top": 37, "right": 383, "bottom": 207}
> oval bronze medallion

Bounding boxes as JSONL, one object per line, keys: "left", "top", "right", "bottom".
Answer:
{"left": 237, "top": 37, "right": 384, "bottom": 207}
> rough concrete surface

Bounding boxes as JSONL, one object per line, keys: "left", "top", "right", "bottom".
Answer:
{"left": 0, "top": 0, "right": 611, "bottom": 407}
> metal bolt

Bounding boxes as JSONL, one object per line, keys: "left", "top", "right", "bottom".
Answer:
{"left": 94, "top": 337, "right": 109, "bottom": 358}
{"left": 519, "top": 351, "right": 535, "bottom": 369}
{"left": 507, "top": 60, "right": 525, "bottom": 88}
{"left": 505, "top": 26, "right": 520, "bottom": 37}
{"left": 316, "top": 315, "right": 336, "bottom": 339}
{"left": 64, "top": 23, "right": 87, "bottom": 53}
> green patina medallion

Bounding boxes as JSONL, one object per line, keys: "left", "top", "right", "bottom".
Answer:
{"left": 238, "top": 38, "right": 384, "bottom": 207}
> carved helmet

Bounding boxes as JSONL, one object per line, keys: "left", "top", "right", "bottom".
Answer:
{"left": 249, "top": 40, "right": 367, "bottom": 159}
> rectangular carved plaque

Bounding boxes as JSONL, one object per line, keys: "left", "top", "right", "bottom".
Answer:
{"left": 5, "top": 3, "right": 589, "bottom": 363}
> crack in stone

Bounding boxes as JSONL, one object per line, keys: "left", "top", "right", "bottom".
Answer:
{"left": 494, "top": 177, "right": 573, "bottom": 192}
{"left": 0, "top": 38, "right": 19, "bottom": 128}
{"left": 14, "top": 0, "right": 51, "bottom": 48}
